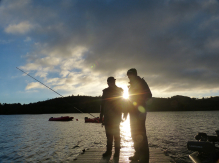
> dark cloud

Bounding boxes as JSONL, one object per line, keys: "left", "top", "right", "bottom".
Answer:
{"left": 1, "top": 0, "right": 219, "bottom": 97}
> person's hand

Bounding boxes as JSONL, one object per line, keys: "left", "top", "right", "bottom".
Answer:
{"left": 123, "top": 113, "right": 128, "bottom": 120}
{"left": 101, "top": 121, "right": 105, "bottom": 126}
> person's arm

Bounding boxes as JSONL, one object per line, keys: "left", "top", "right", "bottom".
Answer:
{"left": 100, "top": 91, "right": 105, "bottom": 123}
{"left": 123, "top": 109, "right": 128, "bottom": 120}
{"left": 99, "top": 105, "right": 103, "bottom": 122}
{"left": 100, "top": 106, "right": 104, "bottom": 123}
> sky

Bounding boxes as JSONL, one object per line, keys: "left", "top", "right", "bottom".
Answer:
{"left": 1, "top": 0, "right": 219, "bottom": 104}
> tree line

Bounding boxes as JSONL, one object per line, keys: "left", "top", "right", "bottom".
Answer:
{"left": 1, "top": 95, "right": 219, "bottom": 115}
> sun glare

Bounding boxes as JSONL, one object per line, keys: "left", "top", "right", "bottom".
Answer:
{"left": 122, "top": 87, "right": 129, "bottom": 99}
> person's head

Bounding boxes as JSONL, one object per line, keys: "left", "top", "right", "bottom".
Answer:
{"left": 107, "top": 77, "right": 116, "bottom": 87}
{"left": 127, "top": 68, "right": 137, "bottom": 80}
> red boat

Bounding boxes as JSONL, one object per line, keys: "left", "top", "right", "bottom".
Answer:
{"left": 84, "top": 117, "right": 103, "bottom": 123}
{"left": 49, "top": 116, "right": 74, "bottom": 121}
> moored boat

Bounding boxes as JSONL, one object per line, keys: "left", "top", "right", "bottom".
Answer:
{"left": 49, "top": 116, "right": 74, "bottom": 121}
{"left": 84, "top": 117, "right": 103, "bottom": 123}
{"left": 187, "top": 130, "right": 219, "bottom": 163}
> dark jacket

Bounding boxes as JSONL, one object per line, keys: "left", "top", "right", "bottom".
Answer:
{"left": 100, "top": 85, "right": 124, "bottom": 125}
{"left": 128, "top": 76, "right": 152, "bottom": 113}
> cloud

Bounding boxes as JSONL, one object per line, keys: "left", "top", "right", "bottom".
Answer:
{"left": 5, "top": 21, "right": 34, "bottom": 34}
{"left": 24, "top": 37, "right": 31, "bottom": 42}
{"left": 0, "top": 39, "right": 12, "bottom": 44}
{"left": 3, "top": 0, "right": 219, "bottom": 97}
{"left": 25, "top": 82, "right": 45, "bottom": 90}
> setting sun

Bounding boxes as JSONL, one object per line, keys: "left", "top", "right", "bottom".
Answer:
{"left": 122, "top": 86, "right": 129, "bottom": 99}
{"left": 123, "top": 91, "right": 129, "bottom": 99}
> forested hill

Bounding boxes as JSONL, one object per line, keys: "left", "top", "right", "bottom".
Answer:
{"left": 1, "top": 95, "right": 219, "bottom": 115}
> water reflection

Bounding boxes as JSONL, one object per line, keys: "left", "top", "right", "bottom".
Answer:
{"left": 1, "top": 112, "right": 219, "bottom": 162}
{"left": 120, "top": 114, "right": 133, "bottom": 148}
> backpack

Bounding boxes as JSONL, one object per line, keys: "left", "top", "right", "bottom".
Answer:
{"left": 141, "top": 77, "right": 152, "bottom": 100}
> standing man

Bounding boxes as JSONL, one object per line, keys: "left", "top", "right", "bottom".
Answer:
{"left": 100, "top": 77, "right": 125, "bottom": 158}
{"left": 127, "top": 68, "right": 152, "bottom": 163}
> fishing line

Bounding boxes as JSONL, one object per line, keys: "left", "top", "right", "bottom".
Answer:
{"left": 16, "top": 67, "right": 96, "bottom": 118}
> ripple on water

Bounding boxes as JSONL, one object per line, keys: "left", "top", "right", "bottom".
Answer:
{"left": 0, "top": 111, "right": 219, "bottom": 162}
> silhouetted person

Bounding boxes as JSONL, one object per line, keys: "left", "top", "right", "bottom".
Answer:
{"left": 100, "top": 77, "right": 124, "bottom": 158}
{"left": 127, "top": 68, "right": 152, "bottom": 163}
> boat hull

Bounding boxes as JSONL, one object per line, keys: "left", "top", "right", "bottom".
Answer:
{"left": 189, "top": 152, "right": 201, "bottom": 163}
{"left": 189, "top": 151, "right": 219, "bottom": 163}
{"left": 49, "top": 116, "right": 73, "bottom": 121}
{"left": 84, "top": 117, "right": 102, "bottom": 123}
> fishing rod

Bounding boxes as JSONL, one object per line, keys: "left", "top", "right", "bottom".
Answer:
{"left": 16, "top": 67, "right": 96, "bottom": 118}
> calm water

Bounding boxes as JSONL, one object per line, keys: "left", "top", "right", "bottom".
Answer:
{"left": 0, "top": 111, "right": 219, "bottom": 163}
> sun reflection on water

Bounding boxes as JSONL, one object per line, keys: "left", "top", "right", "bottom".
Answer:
{"left": 120, "top": 114, "right": 133, "bottom": 148}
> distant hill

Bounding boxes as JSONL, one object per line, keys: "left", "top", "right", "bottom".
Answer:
{"left": 1, "top": 95, "right": 219, "bottom": 115}
{"left": 147, "top": 95, "right": 219, "bottom": 112}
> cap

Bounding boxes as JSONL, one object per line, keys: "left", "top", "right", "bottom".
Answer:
{"left": 107, "top": 77, "right": 116, "bottom": 82}
{"left": 127, "top": 68, "right": 137, "bottom": 76}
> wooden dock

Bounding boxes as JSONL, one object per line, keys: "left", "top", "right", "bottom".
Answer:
{"left": 72, "top": 147, "right": 174, "bottom": 163}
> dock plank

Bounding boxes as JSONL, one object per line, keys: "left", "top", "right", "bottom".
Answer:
{"left": 72, "top": 147, "right": 174, "bottom": 163}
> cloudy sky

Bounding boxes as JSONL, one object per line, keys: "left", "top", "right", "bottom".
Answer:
{"left": 1, "top": 0, "right": 219, "bottom": 104}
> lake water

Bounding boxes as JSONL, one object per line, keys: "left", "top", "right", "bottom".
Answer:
{"left": 0, "top": 111, "right": 219, "bottom": 163}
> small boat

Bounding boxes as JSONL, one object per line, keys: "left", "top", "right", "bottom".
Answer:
{"left": 84, "top": 117, "right": 103, "bottom": 123}
{"left": 49, "top": 116, "right": 74, "bottom": 121}
{"left": 187, "top": 130, "right": 219, "bottom": 163}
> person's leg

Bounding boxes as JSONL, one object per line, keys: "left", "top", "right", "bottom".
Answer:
{"left": 129, "top": 112, "right": 149, "bottom": 162}
{"left": 129, "top": 113, "right": 141, "bottom": 160}
{"left": 113, "top": 124, "right": 120, "bottom": 157}
{"left": 103, "top": 124, "right": 113, "bottom": 157}
{"left": 138, "top": 113, "right": 149, "bottom": 163}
